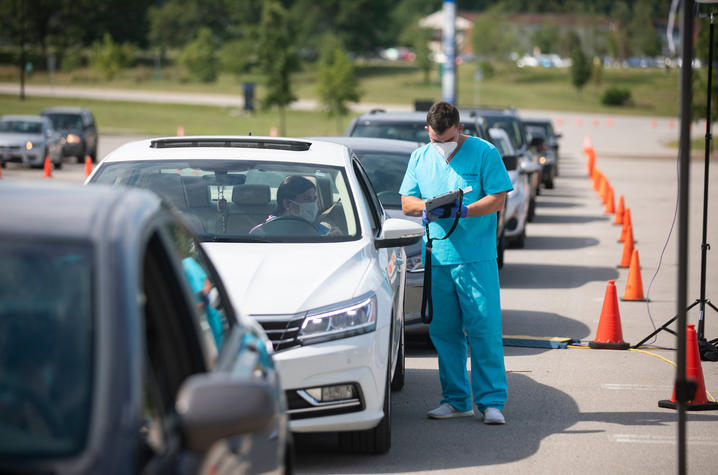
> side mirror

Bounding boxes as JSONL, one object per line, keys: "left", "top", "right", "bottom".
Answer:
{"left": 554, "top": 132, "right": 562, "bottom": 139}
{"left": 375, "top": 217, "right": 424, "bottom": 249}
{"left": 176, "top": 373, "right": 275, "bottom": 452}
{"left": 502, "top": 154, "right": 518, "bottom": 171}
{"left": 519, "top": 159, "right": 540, "bottom": 175}
{"left": 529, "top": 136, "right": 545, "bottom": 147}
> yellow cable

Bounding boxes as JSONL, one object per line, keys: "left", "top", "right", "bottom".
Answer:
{"left": 565, "top": 345, "right": 716, "bottom": 402}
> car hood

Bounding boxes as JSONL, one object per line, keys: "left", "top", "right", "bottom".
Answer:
{"left": 0, "top": 133, "right": 43, "bottom": 145}
{"left": 203, "top": 242, "right": 372, "bottom": 316}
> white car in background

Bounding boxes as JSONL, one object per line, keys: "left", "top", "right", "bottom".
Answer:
{"left": 86, "top": 136, "right": 424, "bottom": 454}
{"left": 489, "top": 128, "right": 535, "bottom": 248}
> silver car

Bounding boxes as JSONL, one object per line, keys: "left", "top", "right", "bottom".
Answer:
{"left": 0, "top": 115, "right": 64, "bottom": 169}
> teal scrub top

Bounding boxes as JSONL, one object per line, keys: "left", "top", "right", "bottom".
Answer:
{"left": 399, "top": 136, "right": 512, "bottom": 265}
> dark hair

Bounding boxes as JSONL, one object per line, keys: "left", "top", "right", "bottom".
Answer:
{"left": 275, "top": 175, "right": 315, "bottom": 215}
{"left": 426, "top": 101, "right": 460, "bottom": 133}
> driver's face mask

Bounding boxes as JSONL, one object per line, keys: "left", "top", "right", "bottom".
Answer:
{"left": 291, "top": 200, "right": 318, "bottom": 222}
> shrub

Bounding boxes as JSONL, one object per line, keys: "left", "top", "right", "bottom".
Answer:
{"left": 89, "top": 34, "right": 136, "bottom": 80}
{"left": 61, "top": 46, "right": 85, "bottom": 71}
{"left": 178, "top": 28, "right": 219, "bottom": 83}
{"left": 601, "top": 86, "right": 633, "bottom": 106}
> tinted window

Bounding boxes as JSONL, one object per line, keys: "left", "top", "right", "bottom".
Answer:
{"left": 483, "top": 116, "right": 525, "bottom": 150}
{"left": 43, "top": 113, "right": 83, "bottom": 130}
{"left": 0, "top": 120, "right": 43, "bottom": 134}
{"left": 0, "top": 241, "right": 93, "bottom": 457}
{"left": 354, "top": 151, "right": 411, "bottom": 209}
{"left": 91, "top": 160, "right": 359, "bottom": 243}
{"left": 525, "top": 124, "right": 547, "bottom": 140}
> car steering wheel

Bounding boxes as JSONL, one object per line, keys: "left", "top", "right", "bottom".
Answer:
{"left": 0, "top": 377, "right": 63, "bottom": 436}
{"left": 250, "top": 215, "right": 322, "bottom": 237}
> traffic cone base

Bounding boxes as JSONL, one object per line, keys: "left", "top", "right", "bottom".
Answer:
{"left": 658, "top": 325, "right": 718, "bottom": 411}
{"left": 590, "top": 281, "right": 630, "bottom": 350}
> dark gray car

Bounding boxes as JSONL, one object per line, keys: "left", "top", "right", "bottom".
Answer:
{"left": 0, "top": 182, "right": 291, "bottom": 475}
{"left": 41, "top": 107, "right": 98, "bottom": 163}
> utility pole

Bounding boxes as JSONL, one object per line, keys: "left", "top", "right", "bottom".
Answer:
{"left": 442, "top": 0, "right": 456, "bottom": 105}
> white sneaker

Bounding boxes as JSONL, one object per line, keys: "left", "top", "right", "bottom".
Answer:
{"left": 482, "top": 407, "right": 506, "bottom": 425}
{"left": 427, "top": 403, "right": 474, "bottom": 419}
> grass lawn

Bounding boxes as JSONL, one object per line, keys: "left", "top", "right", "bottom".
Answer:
{"left": 2, "top": 60, "right": 684, "bottom": 118}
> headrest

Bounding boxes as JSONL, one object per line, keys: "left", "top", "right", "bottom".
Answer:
{"left": 147, "top": 173, "right": 187, "bottom": 209}
{"left": 232, "top": 184, "right": 270, "bottom": 205}
{"left": 182, "top": 176, "right": 209, "bottom": 207}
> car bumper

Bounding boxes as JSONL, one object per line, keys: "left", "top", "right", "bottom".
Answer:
{"left": 0, "top": 151, "right": 45, "bottom": 165}
{"left": 274, "top": 329, "right": 389, "bottom": 433}
{"left": 62, "top": 142, "right": 84, "bottom": 157}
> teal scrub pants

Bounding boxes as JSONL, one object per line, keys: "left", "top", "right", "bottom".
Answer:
{"left": 428, "top": 260, "right": 507, "bottom": 412}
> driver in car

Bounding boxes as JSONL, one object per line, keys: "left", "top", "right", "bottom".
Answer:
{"left": 251, "top": 175, "right": 337, "bottom": 235}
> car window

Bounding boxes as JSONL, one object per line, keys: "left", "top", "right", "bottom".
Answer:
{"left": 43, "top": 113, "right": 83, "bottom": 130}
{"left": 91, "top": 160, "right": 360, "bottom": 243}
{"left": 525, "top": 124, "right": 547, "bottom": 140}
{"left": 350, "top": 121, "right": 481, "bottom": 143}
{"left": 0, "top": 241, "right": 93, "bottom": 457}
{"left": 0, "top": 120, "right": 43, "bottom": 134}
{"left": 354, "top": 151, "right": 410, "bottom": 209}
{"left": 162, "top": 219, "right": 232, "bottom": 362}
{"left": 483, "top": 116, "right": 525, "bottom": 150}
{"left": 352, "top": 157, "right": 383, "bottom": 232}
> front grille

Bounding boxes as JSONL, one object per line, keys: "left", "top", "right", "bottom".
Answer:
{"left": 255, "top": 315, "right": 305, "bottom": 351}
{"left": 0, "top": 146, "right": 21, "bottom": 151}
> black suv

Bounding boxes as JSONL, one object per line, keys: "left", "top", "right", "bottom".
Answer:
{"left": 41, "top": 107, "right": 98, "bottom": 162}
{"left": 461, "top": 107, "right": 541, "bottom": 221}
{"left": 522, "top": 117, "right": 561, "bottom": 189}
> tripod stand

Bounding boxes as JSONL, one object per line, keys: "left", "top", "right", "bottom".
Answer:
{"left": 633, "top": 11, "right": 718, "bottom": 361}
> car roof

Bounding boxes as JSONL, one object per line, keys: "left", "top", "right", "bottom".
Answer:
{"left": 461, "top": 107, "right": 518, "bottom": 118}
{"left": 101, "top": 136, "right": 352, "bottom": 167}
{"left": 352, "top": 110, "right": 481, "bottom": 125}
{"left": 304, "top": 136, "right": 422, "bottom": 154}
{"left": 0, "top": 181, "right": 161, "bottom": 241}
{"left": 522, "top": 118, "right": 553, "bottom": 125}
{"left": 0, "top": 115, "right": 49, "bottom": 123}
{"left": 41, "top": 107, "right": 90, "bottom": 114}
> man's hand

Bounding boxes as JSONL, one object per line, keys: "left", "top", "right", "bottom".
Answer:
{"left": 422, "top": 199, "right": 468, "bottom": 224}
{"left": 422, "top": 207, "right": 445, "bottom": 225}
{"left": 449, "top": 199, "right": 469, "bottom": 218}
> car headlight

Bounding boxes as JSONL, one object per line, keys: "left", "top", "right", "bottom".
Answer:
{"left": 66, "top": 134, "right": 81, "bottom": 144}
{"left": 406, "top": 253, "right": 424, "bottom": 273}
{"left": 539, "top": 156, "right": 547, "bottom": 165}
{"left": 25, "top": 141, "right": 33, "bottom": 150}
{"left": 298, "top": 293, "right": 376, "bottom": 345}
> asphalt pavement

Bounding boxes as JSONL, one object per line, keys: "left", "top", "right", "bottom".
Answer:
{"left": 2, "top": 110, "right": 717, "bottom": 474}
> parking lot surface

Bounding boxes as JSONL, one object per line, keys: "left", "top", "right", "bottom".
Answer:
{"left": 2, "top": 120, "right": 717, "bottom": 474}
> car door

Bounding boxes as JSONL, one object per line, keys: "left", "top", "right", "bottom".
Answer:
{"left": 352, "top": 156, "right": 404, "bottom": 360}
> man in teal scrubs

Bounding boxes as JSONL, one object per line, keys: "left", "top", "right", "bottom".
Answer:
{"left": 399, "top": 101, "right": 512, "bottom": 424}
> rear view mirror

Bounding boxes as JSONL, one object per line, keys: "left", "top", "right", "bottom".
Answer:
{"left": 176, "top": 373, "right": 275, "bottom": 452}
{"left": 502, "top": 154, "right": 518, "bottom": 171}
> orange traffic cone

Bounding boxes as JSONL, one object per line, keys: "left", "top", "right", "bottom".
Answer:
{"left": 269, "top": 126, "right": 278, "bottom": 137}
{"left": 619, "top": 208, "right": 632, "bottom": 242}
{"left": 0, "top": 165, "right": 3, "bottom": 179}
{"left": 622, "top": 249, "right": 647, "bottom": 301}
{"left": 583, "top": 135, "right": 593, "bottom": 153}
{"left": 586, "top": 148, "right": 596, "bottom": 176}
{"left": 43, "top": 156, "right": 53, "bottom": 178}
{"left": 618, "top": 225, "right": 634, "bottom": 268}
{"left": 604, "top": 186, "right": 615, "bottom": 214}
{"left": 177, "top": 125, "right": 185, "bottom": 136}
{"left": 592, "top": 169, "right": 601, "bottom": 191}
{"left": 589, "top": 281, "right": 630, "bottom": 350}
{"left": 614, "top": 195, "right": 625, "bottom": 225}
{"left": 84, "top": 155, "right": 93, "bottom": 177}
{"left": 658, "top": 325, "right": 718, "bottom": 410}
{"left": 600, "top": 176, "right": 610, "bottom": 204}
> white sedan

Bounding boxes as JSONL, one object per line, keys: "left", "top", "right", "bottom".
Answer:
{"left": 86, "top": 136, "right": 424, "bottom": 454}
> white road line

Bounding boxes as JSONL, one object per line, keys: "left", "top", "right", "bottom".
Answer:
{"left": 610, "top": 434, "right": 718, "bottom": 446}
{"left": 601, "top": 383, "right": 674, "bottom": 391}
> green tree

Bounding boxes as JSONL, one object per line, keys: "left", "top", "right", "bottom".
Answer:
{"left": 178, "top": 28, "right": 220, "bottom": 83}
{"left": 89, "top": 33, "right": 136, "bottom": 80}
{"left": 317, "top": 39, "right": 362, "bottom": 133}
{"left": 608, "top": 1, "right": 631, "bottom": 60}
{"left": 257, "top": 1, "right": 300, "bottom": 136}
{"left": 471, "top": 2, "right": 517, "bottom": 62}
{"left": 532, "top": 23, "right": 560, "bottom": 54}
{"left": 219, "top": 38, "right": 256, "bottom": 79}
{"left": 570, "top": 44, "right": 591, "bottom": 92}
{"left": 414, "top": 28, "right": 434, "bottom": 84}
{"left": 629, "top": 0, "right": 661, "bottom": 57}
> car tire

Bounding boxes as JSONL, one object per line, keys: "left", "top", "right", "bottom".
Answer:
{"left": 390, "top": 323, "right": 404, "bottom": 392}
{"left": 338, "top": 357, "right": 391, "bottom": 454}
{"left": 510, "top": 227, "right": 526, "bottom": 249}
{"left": 54, "top": 153, "right": 62, "bottom": 170}
{"left": 527, "top": 198, "right": 536, "bottom": 222}
{"left": 544, "top": 178, "right": 554, "bottom": 189}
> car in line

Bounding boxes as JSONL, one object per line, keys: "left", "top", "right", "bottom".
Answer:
{"left": 461, "top": 107, "right": 542, "bottom": 222}
{"left": 0, "top": 181, "right": 291, "bottom": 474}
{"left": 0, "top": 115, "right": 64, "bottom": 169}
{"left": 489, "top": 128, "right": 535, "bottom": 248}
{"left": 86, "top": 136, "right": 425, "bottom": 454}
{"left": 522, "top": 117, "right": 561, "bottom": 189}
{"left": 42, "top": 107, "right": 99, "bottom": 163}
{"left": 343, "top": 111, "right": 508, "bottom": 269}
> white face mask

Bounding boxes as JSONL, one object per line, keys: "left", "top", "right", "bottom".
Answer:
{"left": 432, "top": 141, "right": 458, "bottom": 158}
{"left": 292, "top": 200, "right": 318, "bottom": 222}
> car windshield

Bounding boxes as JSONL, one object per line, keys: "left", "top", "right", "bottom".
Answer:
{"left": 525, "top": 124, "right": 548, "bottom": 140}
{"left": 43, "top": 113, "right": 83, "bottom": 130}
{"left": 482, "top": 116, "right": 525, "bottom": 150}
{"left": 0, "top": 120, "right": 43, "bottom": 134}
{"left": 354, "top": 151, "right": 410, "bottom": 209}
{"left": 0, "top": 241, "right": 93, "bottom": 457}
{"left": 350, "top": 121, "right": 482, "bottom": 143}
{"left": 92, "top": 160, "right": 359, "bottom": 243}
